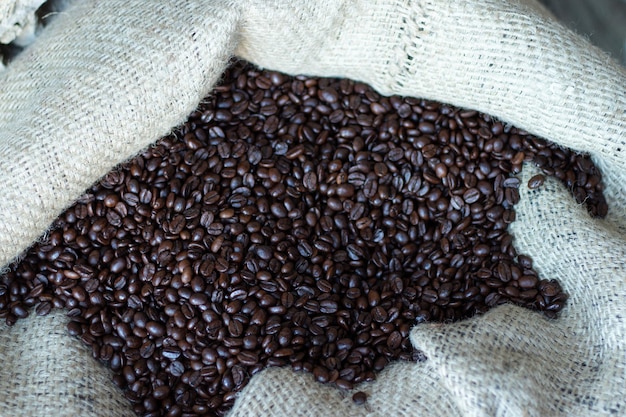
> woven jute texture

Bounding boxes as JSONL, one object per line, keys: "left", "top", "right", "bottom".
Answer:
{"left": 0, "top": 0, "right": 624, "bottom": 416}
{"left": 0, "top": 0, "right": 46, "bottom": 44}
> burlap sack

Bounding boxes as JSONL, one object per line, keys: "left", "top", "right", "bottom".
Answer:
{"left": 0, "top": 0, "right": 623, "bottom": 416}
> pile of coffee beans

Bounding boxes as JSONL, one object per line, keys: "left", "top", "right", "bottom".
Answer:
{"left": 0, "top": 60, "right": 606, "bottom": 416}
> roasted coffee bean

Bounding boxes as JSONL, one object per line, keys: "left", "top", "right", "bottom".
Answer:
{"left": 145, "top": 321, "right": 165, "bottom": 338}
{"left": 35, "top": 302, "right": 53, "bottom": 316}
{"left": 463, "top": 188, "right": 481, "bottom": 204}
{"left": 528, "top": 174, "right": 545, "bottom": 189}
{"left": 303, "top": 172, "right": 317, "bottom": 191}
{"left": 0, "top": 60, "right": 605, "bottom": 417}
{"left": 352, "top": 391, "right": 368, "bottom": 405}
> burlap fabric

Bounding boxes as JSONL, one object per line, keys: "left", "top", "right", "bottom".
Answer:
{"left": 0, "top": 0, "right": 46, "bottom": 45}
{"left": 0, "top": 0, "right": 624, "bottom": 416}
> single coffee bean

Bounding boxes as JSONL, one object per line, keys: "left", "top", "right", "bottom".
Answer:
{"left": 145, "top": 321, "right": 165, "bottom": 338}
{"left": 463, "top": 188, "right": 481, "bottom": 204}
{"left": 67, "top": 321, "right": 82, "bottom": 337}
{"left": 352, "top": 391, "right": 368, "bottom": 405}
{"left": 303, "top": 172, "right": 318, "bottom": 190}
{"left": 35, "top": 302, "right": 52, "bottom": 316}
{"left": 527, "top": 174, "right": 545, "bottom": 189}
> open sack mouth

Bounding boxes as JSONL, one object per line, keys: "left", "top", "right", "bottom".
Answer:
{"left": 0, "top": 60, "right": 607, "bottom": 417}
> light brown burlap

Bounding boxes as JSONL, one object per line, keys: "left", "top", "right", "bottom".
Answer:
{"left": 0, "top": 0, "right": 624, "bottom": 416}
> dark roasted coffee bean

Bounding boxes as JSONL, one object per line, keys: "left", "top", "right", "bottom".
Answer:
{"left": 237, "top": 351, "right": 259, "bottom": 366}
{"left": 35, "top": 302, "right": 53, "bottom": 316}
{"left": 518, "top": 275, "right": 538, "bottom": 289}
{"left": 527, "top": 174, "right": 545, "bottom": 189}
{"left": 352, "top": 391, "right": 368, "bottom": 405}
{"left": 145, "top": 321, "right": 165, "bottom": 338}
{"left": 518, "top": 255, "right": 533, "bottom": 270}
{"left": 318, "top": 88, "right": 339, "bottom": 104}
{"left": 463, "top": 188, "right": 481, "bottom": 204}
{"left": 503, "top": 177, "right": 520, "bottom": 188}
{"left": 303, "top": 172, "right": 317, "bottom": 191}
{"left": 67, "top": 321, "right": 82, "bottom": 337}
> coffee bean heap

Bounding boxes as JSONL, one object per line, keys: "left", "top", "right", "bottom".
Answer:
{"left": 0, "top": 61, "right": 606, "bottom": 416}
